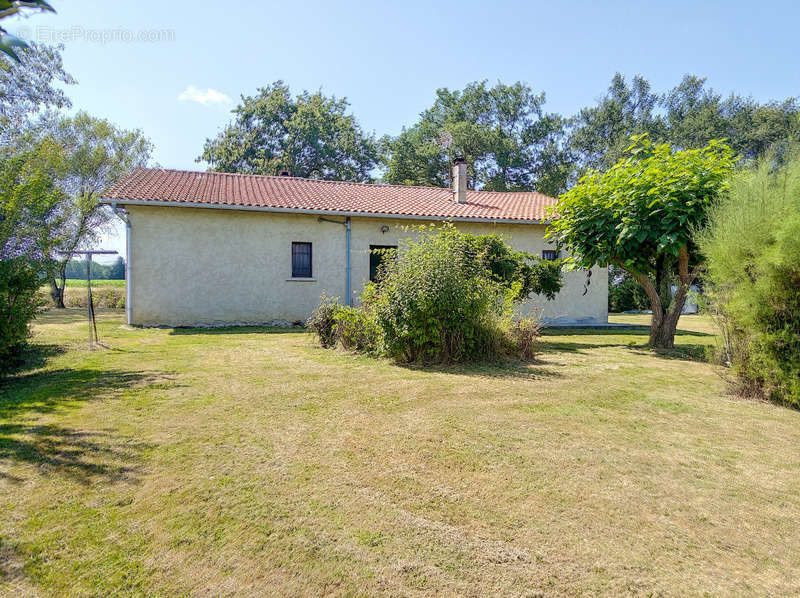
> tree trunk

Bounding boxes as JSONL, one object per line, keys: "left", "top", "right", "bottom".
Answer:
{"left": 624, "top": 257, "right": 694, "bottom": 350}
{"left": 49, "top": 278, "right": 65, "bottom": 309}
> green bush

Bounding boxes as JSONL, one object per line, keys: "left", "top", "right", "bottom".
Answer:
{"left": 0, "top": 259, "right": 44, "bottom": 373}
{"left": 306, "top": 294, "right": 342, "bottom": 348}
{"left": 698, "top": 154, "right": 800, "bottom": 407}
{"left": 365, "top": 225, "right": 560, "bottom": 363}
{"left": 309, "top": 226, "right": 561, "bottom": 364}
{"left": 333, "top": 305, "right": 380, "bottom": 354}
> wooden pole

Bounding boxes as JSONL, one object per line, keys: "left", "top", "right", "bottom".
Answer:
{"left": 87, "top": 254, "right": 93, "bottom": 348}
{"left": 59, "top": 249, "right": 118, "bottom": 349}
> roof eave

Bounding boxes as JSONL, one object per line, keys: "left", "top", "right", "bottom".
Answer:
{"left": 100, "top": 197, "right": 546, "bottom": 225}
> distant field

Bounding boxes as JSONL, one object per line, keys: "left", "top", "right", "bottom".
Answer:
{"left": 38, "top": 280, "right": 126, "bottom": 309}
{"left": 60, "top": 279, "right": 126, "bottom": 288}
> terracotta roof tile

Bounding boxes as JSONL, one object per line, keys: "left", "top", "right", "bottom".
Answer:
{"left": 104, "top": 168, "right": 556, "bottom": 222}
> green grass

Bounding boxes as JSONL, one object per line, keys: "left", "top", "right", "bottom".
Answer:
{"left": 52, "top": 279, "right": 126, "bottom": 288}
{"left": 1, "top": 310, "right": 798, "bottom": 596}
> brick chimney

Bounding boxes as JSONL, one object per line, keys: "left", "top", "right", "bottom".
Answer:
{"left": 452, "top": 158, "right": 467, "bottom": 204}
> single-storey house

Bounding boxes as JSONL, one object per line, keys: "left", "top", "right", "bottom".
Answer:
{"left": 102, "top": 161, "right": 607, "bottom": 327}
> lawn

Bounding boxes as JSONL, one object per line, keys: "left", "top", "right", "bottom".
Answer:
{"left": 1, "top": 310, "right": 798, "bottom": 596}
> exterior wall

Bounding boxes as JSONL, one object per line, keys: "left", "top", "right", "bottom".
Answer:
{"left": 127, "top": 205, "right": 607, "bottom": 327}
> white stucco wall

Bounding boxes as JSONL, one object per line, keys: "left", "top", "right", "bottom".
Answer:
{"left": 126, "top": 205, "right": 607, "bottom": 327}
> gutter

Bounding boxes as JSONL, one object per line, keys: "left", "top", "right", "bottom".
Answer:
{"left": 99, "top": 198, "right": 546, "bottom": 226}
{"left": 109, "top": 202, "right": 132, "bottom": 325}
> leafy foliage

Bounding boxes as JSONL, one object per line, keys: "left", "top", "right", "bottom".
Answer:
{"left": 568, "top": 73, "right": 800, "bottom": 177}
{"left": 0, "top": 1, "right": 55, "bottom": 63}
{"left": 0, "top": 43, "right": 74, "bottom": 146}
{"left": 697, "top": 154, "right": 800, "bottom": 407}
{"left": 332, "top": 305, "right": 380, "bottom": 354}
{"left": 305, "top": 293, "right": 341, "bottom": 349}
{"left": 607, "top": 266, "right": 650, "bottom": 312}
{"left": 64, "top": 257, "right": 125, "bottom": 280}
{"left": 0, "top": 139, "right": 66, "bottom": 369}
{"left": 40, "top": 111, "right": 151, "bottom": 306}
{"left": 547, "top": 136, "right": 736, "bottom": 347}
{"left": 200, "top": 81, "right": 378, "bottom": 182}
{"left": 381, "top": 81, "right": 570, "bottom": 196}
{"left": 0, "top": 257, "right": 42, "bottom": 372}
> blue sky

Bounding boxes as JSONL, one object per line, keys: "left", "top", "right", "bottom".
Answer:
{"left": 7, "top": 0, "right": 800, "bottom": 259}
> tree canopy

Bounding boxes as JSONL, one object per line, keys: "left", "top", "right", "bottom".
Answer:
{"left": 381, "top": 81, "right": 570, "bottom": 196}
{"left": 200, "top": 81, "right": 379, "bottom": 182}
{"left": 546, "top": 135, "right": 737, "bottom": 348}
{"left": 569, "top": 73, "right": 800, "bottom": 177}
{"left": 0, "top": 43, "right": 74, "bottom": 145}
{"left": 41, "top": 111, "right": 151, "bottom": 306}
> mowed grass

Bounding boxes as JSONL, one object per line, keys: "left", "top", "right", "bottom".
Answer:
{"left": 1, "top": 311, "right": 798, "bottom": 597}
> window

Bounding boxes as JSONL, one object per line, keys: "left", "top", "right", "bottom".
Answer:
{"left": 541, "top": 249, "right": 559, "bottom": 261}
{"left": 292, "top": 242, "right": 312, "bottom": 278}
{"left": 369, "top": 245, "right": 397, "bottom": 282}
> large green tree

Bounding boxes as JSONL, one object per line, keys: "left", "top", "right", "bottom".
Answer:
{"left": 0, "top": 42, "right": 74, "bottom": 146}
{"left": 571, "top": 73, "right": 800, "bottom": 176}
{"left": 568, "top": 73, "right": 662, "bottom": 174}
{"left": 547, "top": 136, "right": 736, "bottom": 349}
{"left": 43, "top": 112, "right": 151, "bottom": 307}
{"left": 200, "top": 81, "right": 378, "bottom": 182}
{"left": 381, "top": 81, "right": 570, "bottom": 196}
{"left": 0, "top": 138, "right": 66, "bottom": 368}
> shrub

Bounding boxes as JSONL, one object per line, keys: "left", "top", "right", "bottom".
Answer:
{"left": 0, "top": 259, "right": 43, "bottom": 373}
{"left": 506, "top": 315, "right": 544, "bottom": 361}
{"left": 333, "top": 306, "right": 380, "bottom": 354}
{"left": 698, "top": 153, "right": 800, "bottom": 407}
{"left": 306, "top": 294, "right": 342, "bottom": 348}
{"left": 362, "top": 225, "right": 561, "bottom": 363}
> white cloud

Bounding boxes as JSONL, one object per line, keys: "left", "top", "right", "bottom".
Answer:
{"left": 178, "top": 85, "right": 232, "bottom": 106}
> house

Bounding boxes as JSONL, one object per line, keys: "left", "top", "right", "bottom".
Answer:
{"left": 102, "top": 161, "right": 608, "bottom": 327}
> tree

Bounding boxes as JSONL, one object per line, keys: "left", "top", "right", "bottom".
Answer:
{"left": 45, "top": 112, "right": 151, "bottom": 307}
{"left": 697, "top": 153, "right": 800, "bottom": 407}
{"left": 381, "top": 81, "right": 570, "bottom": 196}
{"left": 0, "top": 138, "right": 66, "bottom": 369}
{"left": 663, "top": 75, "right": 800, "bottom": 159}
{"left": 0, "top": 43, "right": 74, "bottom": 146}
{"left": 0, "top": 0, "right": 54, "bottom": 63}
{"left": 547, "top": 135, "right": 736, "bottom": 349}
{"left": 567, "top": 73, "right": 661, "bottom": 174}
{"left": 200, "top": 81, "right": 378, "bottom": 182}
{"left": 108, "top": 256, "right": 125, "bottom": 279}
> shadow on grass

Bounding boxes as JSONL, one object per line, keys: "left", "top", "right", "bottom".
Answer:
{"left": 0, "top": 368, "right": 157, "bottom": 420}
{"left": 0, "top": 423, "right": 152, "bottom": 485}
{"left": 396, "top": 358, "right": 562, "bottom": 380}
{"left": 169, "top": 325, "right": 302, "bottom": 336}
{"left": 1, "top": 366, "right": 162, "bottom": 485}
{"left": 540, "top": 326, "right": 714, "bottom": 363}
{"left": 1, "top": 344, "right": 65, "bottom": 379}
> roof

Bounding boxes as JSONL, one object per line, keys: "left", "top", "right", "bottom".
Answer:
{"left": 103, "top": 168, "right": 557, "bottom": 223}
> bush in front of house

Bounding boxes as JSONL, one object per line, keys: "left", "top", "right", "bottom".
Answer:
{"left": 333, "top": 305, "right": 380, "bottom": 354}
{"left": 698, "top": 153, "right": 800, "bottom": 408}
{"left": 306, "top": 293, "right": 341, "bottom": 348}
{"left": 308, "top": 225, "right": 561, "bottom": 363}
{"left": 0, "top": 258, "right": 44, "bottom": 374}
